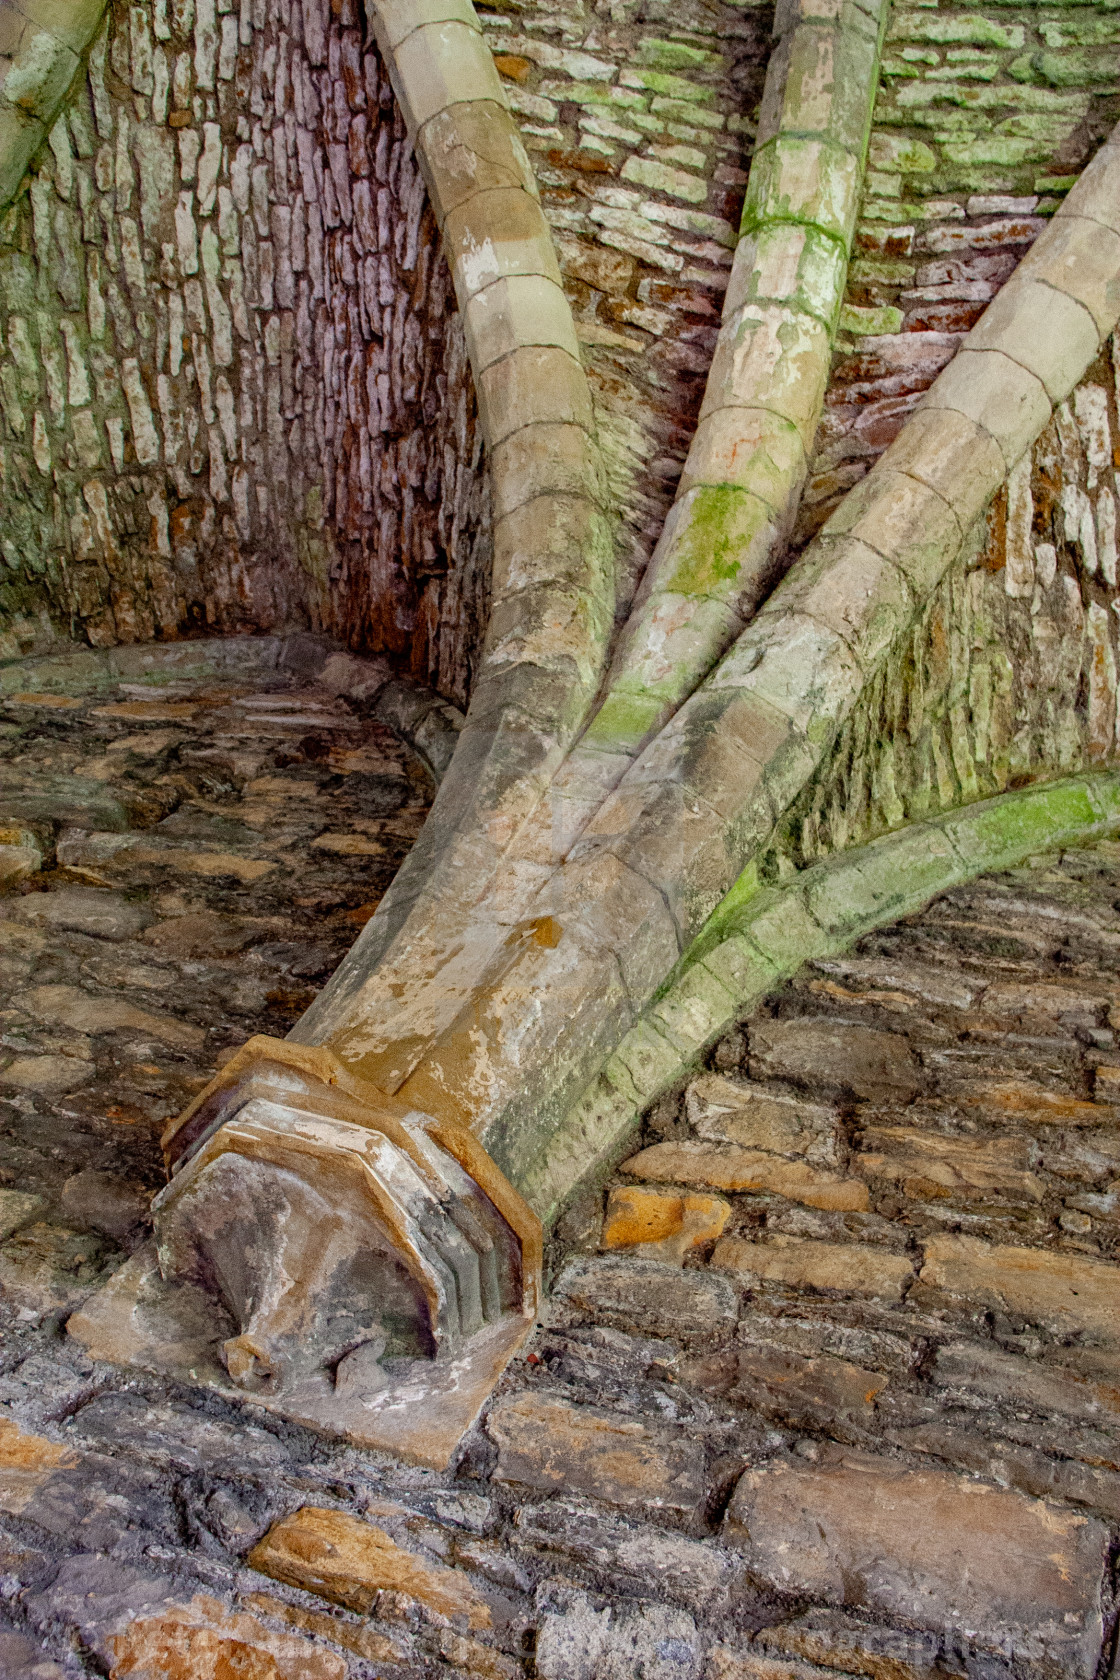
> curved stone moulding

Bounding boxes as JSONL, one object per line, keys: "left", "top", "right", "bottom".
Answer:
{"left": 356, "top": 121, "right": 1120, "bottom": 1187}
{"left": 521, "top": 771, "right": 1120, "bottom": 1219}
{"left": 71, "top": 1037, "right": 542, "bottom": 1467}
{"left": 307, "top": 0, "right": 615, "bottom": 986}
{"left": 550, "top": 0, "right": 890, "bottom": 846}
{"left": 0, "top": 0, "right": 107, "bottom": 206}
{"left": 286, "top": 0, "right": 888, "bottom": 1097}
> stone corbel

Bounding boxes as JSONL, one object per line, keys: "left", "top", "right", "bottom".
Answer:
{"left": 70, "top": 1039, "right": 541, "bottom": 1468}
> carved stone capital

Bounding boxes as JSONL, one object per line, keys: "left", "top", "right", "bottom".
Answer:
{"left": 70, "top": 1038, "right": 541, "bottom": 1466}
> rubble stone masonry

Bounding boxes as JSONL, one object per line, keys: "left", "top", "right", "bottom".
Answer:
{"left": 0, "top": 0, "right": 490, "bottom": 701}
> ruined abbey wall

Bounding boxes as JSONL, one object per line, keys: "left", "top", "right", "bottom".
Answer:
{"left": 0, "top": 0, "right": 490, "bottom": 703}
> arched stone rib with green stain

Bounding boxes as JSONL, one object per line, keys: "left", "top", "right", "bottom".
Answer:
{"left": 521, "top": 770, "right": 1120, "bottom": 1220}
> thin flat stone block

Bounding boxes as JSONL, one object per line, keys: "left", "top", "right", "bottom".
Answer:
{"left": 249, "top": 1507, "right": 491, "bottom": 1624}
{"left": 488, "top": 1392, "right": 707, "bottom": 1516}
{"left": 724, "top": 1451, "right": 1108, "bottom": 1677}
{"left": 553, "top": 1251, "right": 739, "bottom": 1338}
{"left": 622, "top": 1141, "right": 869, "bottom": 1211}
{"left": 712, "top": 1235, "right": 914, "bottom": 1300}
{"left": 919, "top": 1235, "right": 1120, "bottom": 1346}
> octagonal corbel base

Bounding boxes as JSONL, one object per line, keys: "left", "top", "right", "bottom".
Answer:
{"left": 68, "top": 1038, "right": 541, "bottom": 1469}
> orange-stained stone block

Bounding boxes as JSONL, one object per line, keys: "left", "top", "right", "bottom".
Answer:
{"left": 602, "top": 1184, "right": 730, "bottom": 1263}
{"left": 247, "top": 1507, "right": 491, "bottom": 1628}
{"left": 0, "top": 1409, "right": 77, "bottom": 1518}
{"left": 0, "top": 1414, "right": 73, "bottom": 1472}
{"left": 107, "top": 1593, "right": 346, "bottom": 1679}
{"left": 238, "top": 1593, "right": 401, "bottom": 1664}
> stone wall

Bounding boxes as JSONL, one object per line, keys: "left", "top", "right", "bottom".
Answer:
{"left": 479, "top": 0, "right": 770, "bottom": 627}
{"left": 0, "top": 0, "right": 490, "bottom": 704}
{"left": 771, "top": 341, "right": 1120, "bottom": 875}
{"left": 798, "top": 0, "right": 1120, "bottom": 540}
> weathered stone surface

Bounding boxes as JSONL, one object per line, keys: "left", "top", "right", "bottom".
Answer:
{"left": 887, "top": 1420, "right": 1120, "bottom": 1519}
{"left": 106, "top": 1593, "right": 347, "bottom": 1679}
{"left": 514, "top": 1500, "right": 734, "bottom": 1607}
{"left": 753, "top": 1612, "right": 943, "bottom": 1680}
{"left": 0, "top": 1630, "right": 66, "bottom": 1679}
{"left": 962, "top": 1079, "right": 1107, "bottom": 1127}
{"left": 535, "top": 1586, "right": 702, "bottom": 1680}
{"left": 692, "top": 1346, "right": 887, "bottom": 1433}
{"left": 712, "top": 1236, "right": 914, "bottom": 1301}
{"left": 918, "top": 1236, "right": 1120, "bottom": 1345}
{"left": 0, "top": 1223, "right": 114, "bottom": 1311}
{"left": 238, "top": 1594, "right": 401, "bottom": 1666}
{"left": 488, "top": 1393, "right": 707, "bottom": 1516}
{"left": 0, "top": 1190, "right": 43, "bottom": 1241}
{"left": 0, "top": 1055, "right": 94, "bottom": 1095}
{"left": 21, "top": 985, "right": 204, "bottom": 1051}
{"left": 932, "top": 1341, "right": 1120, "bottom": 1426}
{"left": 857, "top": 1125, "right": 1045, "bottom": 1199}
{"left": 622, "top": 1142, "right": 869, "bottom": 1212}
{"left": 554, "top": 1253, "right": 739, "bottom": 1339}
{"left": 602, "top": 1185, "right": 730, "bottom": 1261}
{"left": 686, "top": 1075, "right": 841, "bottom": 1163}
{"left": 725, "top": 1450, "right": 1108, "bottom": 1676}
{"left": 749, "top": 1021, "right": 923, "bottom": 1101}
{"left": 8, "top": 889, "right": 152, "bottom": 941}
{"left": 59, "top": 1172, "right": 151, "bottom": 1245}
{"left": 248, "top": 1507, "right": 491, "bottom": 1627}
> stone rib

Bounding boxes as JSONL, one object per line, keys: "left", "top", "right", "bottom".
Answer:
{"left": 0, "top": 0, "right": 107, "bottom": 205}
{"left": 522, "top": 772, "right": 1120, "bottom": 1219}
{"left": 540, "top": 0, "right": 889, "bottom": 850}
{"left": 375, "top": 123, "right": 1120, "bottom": 1181}
{"left": 293, "top": 0, "right": 615, "bottom": 1042}
{"left": 289, "top": 0, "right": 888, "bottom": 1086}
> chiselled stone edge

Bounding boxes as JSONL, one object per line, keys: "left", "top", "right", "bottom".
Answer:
{"left": 0, "top": 629, "right": 465, "bottom": 784}
{"left": 569, "top": 0, "right": 888, "bottom": 779}
{"left": 294, "top": 126, "right": 1120, "bottom": 1169}
{"left": 523, "top": 770, "right": 1120, "bottom": 1221}
{"left": 360, "top": 0, "right": 614, "bottom": 877}
{"left": 291, "top": 0, "right": 616, "bottom": 1038}
{"left": 160, "top": 1031, "right": 543, "bottom": 1316}
{"left": 0, "top": 0, "right": 108, "bottom": 207}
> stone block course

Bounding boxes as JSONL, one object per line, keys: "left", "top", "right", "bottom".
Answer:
{"left": 488, "top": 1392, "right": 708, "bottom": 1517}
{"left": 713, "top": 1235, "right": 915, "bottom": 1299}
{"left": 917, "top": 1233, "right": 1120, "bottom": 1345}
{"left": 724, "top": 1450, "right": 1108, "bottom": 1676}
{"left": 248, "top": 1505, "right": 493, "bottom": 1625}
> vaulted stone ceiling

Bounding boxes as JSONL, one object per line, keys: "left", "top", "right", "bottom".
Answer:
{"left": 0, "top": 0, "right": 1119, "bottom": 1673}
